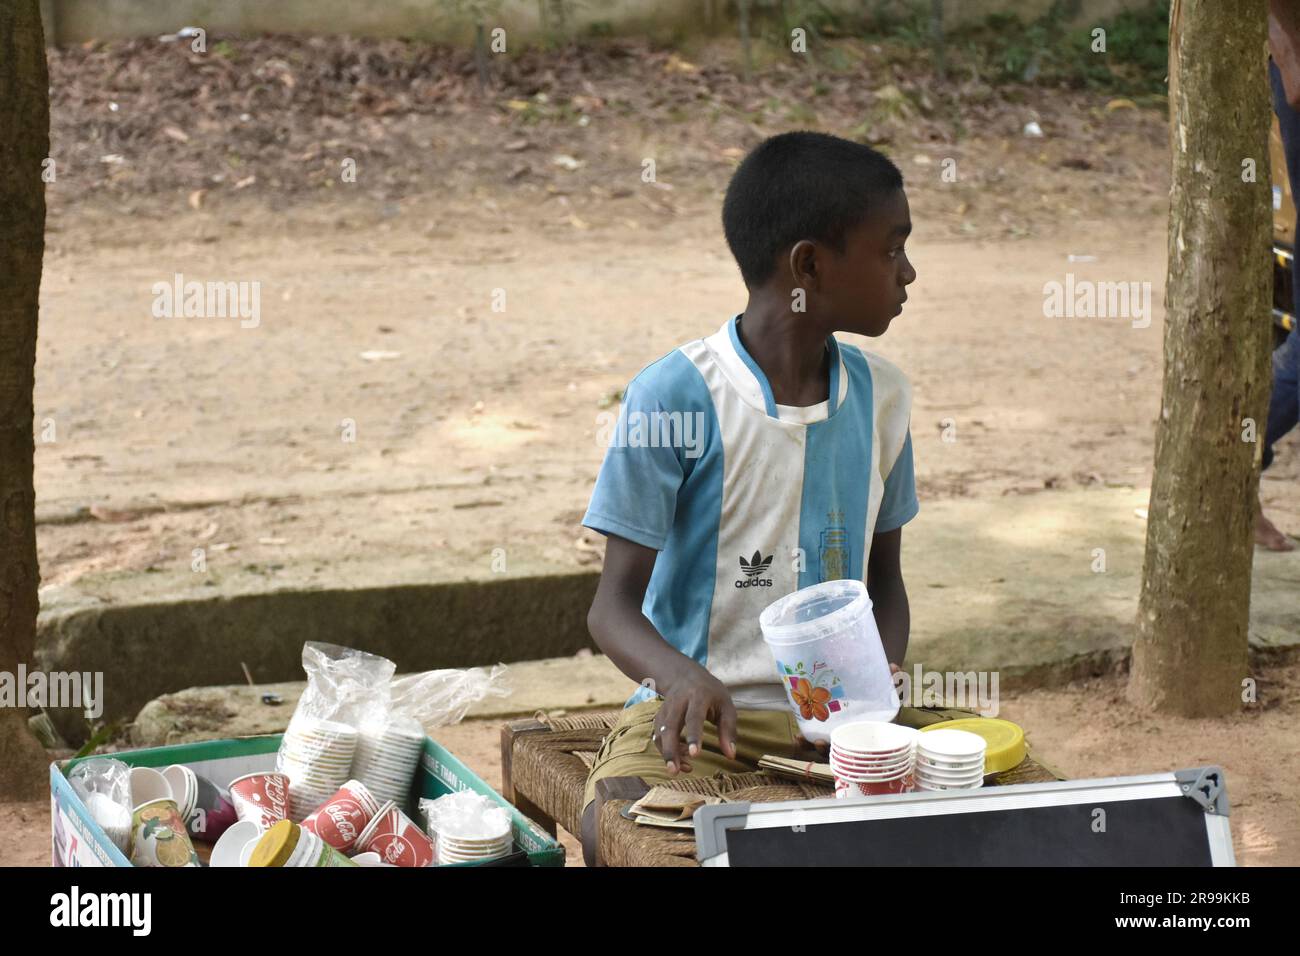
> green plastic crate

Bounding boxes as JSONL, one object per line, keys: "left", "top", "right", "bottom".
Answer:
{"left": 51, "top": 733, "right": 565, "bottom": 867}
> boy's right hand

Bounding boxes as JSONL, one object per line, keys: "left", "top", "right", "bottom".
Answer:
{"left": 651, "top": 663, "right": 737, "bottom": 775}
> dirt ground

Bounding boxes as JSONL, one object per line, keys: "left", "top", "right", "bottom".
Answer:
{"left": 9, "top": 35, "right": 1300, "bottom": 865}
{"left": 43, "top": 33, "right": 1264, "bottom": 593}
{"left": 33, "top": 35, "right": 1300, "bottom": 589}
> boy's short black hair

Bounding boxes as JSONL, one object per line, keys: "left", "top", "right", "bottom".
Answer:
{"left": 722, "top": 131, "right": 904, "bottom": 288}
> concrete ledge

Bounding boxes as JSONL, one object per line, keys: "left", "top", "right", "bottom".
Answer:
{"left": 131, "top": 652, "right": 642, "bottom": 747}
{"left": 37, "top": 571, "right": 599, "bottom": 744}
{"left": 37, "top": 488, "right": 1300, "bottom": 746}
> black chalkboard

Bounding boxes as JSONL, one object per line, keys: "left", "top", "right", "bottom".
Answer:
{"left": 724, "top": 796, "right": 1215, "bottom": 867}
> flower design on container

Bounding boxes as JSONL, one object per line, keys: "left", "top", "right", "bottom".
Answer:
{"left": 791, "top": 677, "right": 832, "bottom": 722}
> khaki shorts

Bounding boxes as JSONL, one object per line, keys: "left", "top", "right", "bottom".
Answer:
{"left": 581, "top": 699, "right": 974, "bottom": 812}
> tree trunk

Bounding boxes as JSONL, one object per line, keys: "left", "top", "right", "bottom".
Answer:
{"left": 0, "top": 0, "right": 51, "bottom": 798}
{"left": 1128, "top": 0, "right": 1271, "bottom": 717}
{"left": 738, "top": 0, "right": 753, "bottom": 83}
{"left": 474, "top": 21, "right": 491, "bottom": 94}
{"left": 930, "top": 0, "right": 946, "bottom": 80}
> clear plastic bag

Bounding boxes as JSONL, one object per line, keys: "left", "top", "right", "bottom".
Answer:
{"left": 278, "top": 643, "right": 510, "bottom": 821}
{"left": 277, "top": 643, "right": 395, "bottom": 818}
{"left": 290, "top": 642, "right": 396, "bottom": 728}
{"left": 420, "top": 790, "right": 511, "bottom": 840}
{"left": 68, "top": 758, "right": 134, "bottom": 853}
{"left": 388, "top": 663, "right": 510, "bottom": 731}
{"left": 353, "top": 664, "right": 510, "bottom": 808}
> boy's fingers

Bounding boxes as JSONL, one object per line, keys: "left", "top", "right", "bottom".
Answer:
{"left": 683, "top": 696, "right": 707, "bottom": 758}
{"left": 717, "top": 699, "right": 738, "bottom": 760}
{"left": 654, "top": 700, "right": 685, "bottom": 770}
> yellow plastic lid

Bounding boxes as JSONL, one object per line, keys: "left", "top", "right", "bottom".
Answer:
{"left": 247, "top": 819, "right": 299, "bottom": 868}
{"left": 921, "top": 718, "right": 1026, "bottom": 774}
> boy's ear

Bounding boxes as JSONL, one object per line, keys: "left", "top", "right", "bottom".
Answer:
{"left": 788, "top": 239, "right": 819, "bottom": 288}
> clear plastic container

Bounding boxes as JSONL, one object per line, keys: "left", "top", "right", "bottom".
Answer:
{"left": 759, "top": 579, "right": 899, "bottom": 743}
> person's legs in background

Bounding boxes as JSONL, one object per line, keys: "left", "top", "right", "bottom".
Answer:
{"left": 1259, "top": 60, "right": 1300, "bottom": 550}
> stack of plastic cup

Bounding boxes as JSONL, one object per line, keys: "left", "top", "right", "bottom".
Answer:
{"left": 279, "top": 717, "right": 358, "bottom": 821}
{"left": 829, "top": 721, "right": 919, "bottom": 798}
{"left": 436, "top": 831, "right": 513, "bottom": 865}
{"left": 352, "top": 718, "right": 425, "bottom": 808}
{"left": 914, "top": 728, "right": 987, "bottom": 791}
{"left": 84, "top": 793, "right": 132, "bottom": 854}
{"left": 424, "top": 793, "right": 513, "bottom": 865}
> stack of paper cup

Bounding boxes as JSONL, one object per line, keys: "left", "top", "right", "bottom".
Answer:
{"left": 354, "top": 801, "right": 436, "bottom": 867}
{"left": 352, "top": 719, "right": 424, "bottom": 808}
{"left": 914, "top": 728, "right": 987, "bottom": 791}
{"left": 829, "top": 721, "right": 918, "bottom": 798}
{"left": 279, "top": 717, "right": 358, "bottom": 821}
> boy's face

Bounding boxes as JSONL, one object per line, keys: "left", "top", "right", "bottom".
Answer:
{"left": 818, "top": 189, "right": 915, "bottom": 337}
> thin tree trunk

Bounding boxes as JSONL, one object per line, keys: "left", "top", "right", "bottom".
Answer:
{"left": 474, "top": 21, "right": 491, "bottom": 94}
{"left": 0, "top": 0, "right": 51, "bottom": 798}
{"left": 1128, "top": 0, "right": 1271, "bottom": 717}
{"left": 739, "top": 0, "right": 753, "bottom": 83}
{"left": 931, "top": 0, "right": 945, "bottom": 80}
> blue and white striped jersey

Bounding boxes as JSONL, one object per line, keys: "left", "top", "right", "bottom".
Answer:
{"left": 584, "top": 315, "right": 918, "bottom": 710}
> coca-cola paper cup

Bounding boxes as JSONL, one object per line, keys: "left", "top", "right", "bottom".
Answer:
{"left": 301, "top": 779, "right": 380, "bottom": 852}
{"left": 354, "top": 801, "right": 435, "bottom": 868}
{"left": 228, "top": 772, "right": 289, "bottom": 829}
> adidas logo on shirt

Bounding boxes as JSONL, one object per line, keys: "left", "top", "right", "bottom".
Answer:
{"left": 735, "top": 550, "right": 774, "bottom": 588}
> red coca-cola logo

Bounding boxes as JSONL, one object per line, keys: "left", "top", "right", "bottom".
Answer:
{"left": 263, "top": 775, "right": 288, "bottom": 813}
{"left": 364, "top": 814, "right": 433, "bottom": 867}
{"left": 231, "top": 773, "right": 289, "bottom": 827}
{"left": 322, "top": 798, "right": 363, "bottom": 844}
{"left": 380, "top": 836, "right": 410, "bottom": 865}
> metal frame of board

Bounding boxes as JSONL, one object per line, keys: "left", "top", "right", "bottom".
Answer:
{"left": 694, "top": 766, "right": 1234, "bottom": 867}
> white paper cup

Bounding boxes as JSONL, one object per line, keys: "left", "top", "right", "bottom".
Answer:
{"left": 917, "top": 767, "right": 981, "bottom": 780}
{"left": 351, "top": 851, "right": 397, "bottom": 867}
{"left": 831, "top": 750, "right": 912, "bottom": 770}
{"left": 832, "top": 749, "right": 915, "bottom": 775}
{"left": 915, "top": 777, "right": 983, "bottom": 791}
{"left": 161, "top": 764, "right": 198, "bottom": 822}
{"left": 831, "top": 748, "right": 912, "bottom": 764}
{"left": 129, "top": 767, "right": 173, "bottom": 807}
{"left": 833, "top": 765, "right": 912, "bottom": 784}
{"left": 830, "top": 721, "right": 919, "bottom": 755}
{"left": 915, "top": 764, "right": 982, "bottom": 780}
{"left": 916, "top": 729, "right": 986, "bottom": 759}
{"left": 210, "top": 820, "right": 263, "bottom": 868}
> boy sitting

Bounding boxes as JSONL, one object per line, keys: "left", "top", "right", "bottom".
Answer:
{"left": 580, "top": 131, "right": 918, "bottom": 864}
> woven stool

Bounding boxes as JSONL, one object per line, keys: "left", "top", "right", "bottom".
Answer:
{"left": 500, "top": 710, "right": 621, "bottom": 838}
{"left": 500, "top": 710, "right": 1064, "bottom": 866}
